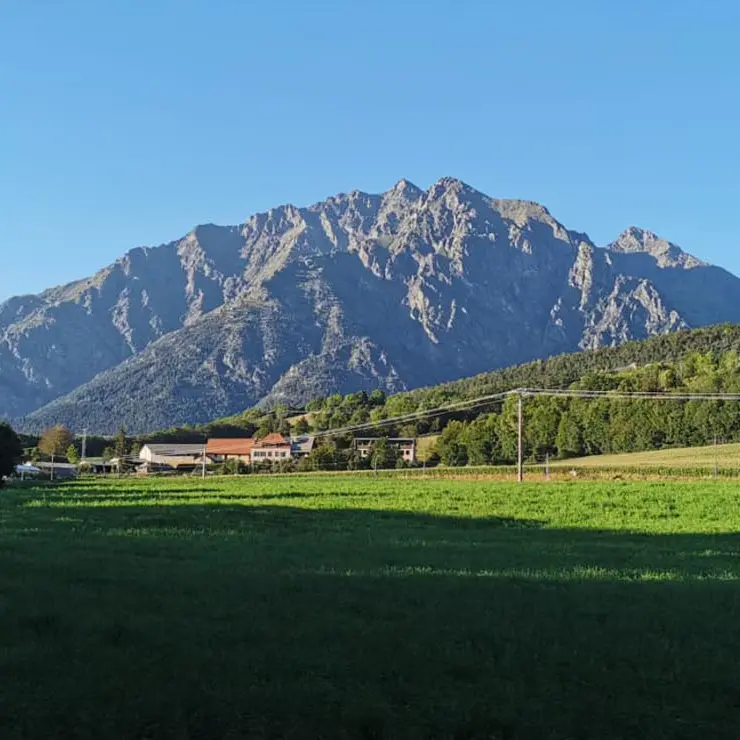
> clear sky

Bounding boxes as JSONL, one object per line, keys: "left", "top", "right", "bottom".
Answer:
{"left": 2, "top": 0, "right": 740, "bottom": 301}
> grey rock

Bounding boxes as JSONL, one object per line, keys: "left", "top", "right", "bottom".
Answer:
{"left": 4, "top": 177, "right": 740, "bottom": 433}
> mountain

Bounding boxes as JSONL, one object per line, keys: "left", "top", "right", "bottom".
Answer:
{"left": 5, "top": 177, "right": 740, "bottom": 434}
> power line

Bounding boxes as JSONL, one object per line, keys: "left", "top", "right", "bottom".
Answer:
{"left": 311, "top": 387, "right": 740, "bottom": 442}
{"left": 311, "top": 390, "right": 511, "bottom": 439}
{"left": 520, "top": 388, "right": 740, "bottom": 401}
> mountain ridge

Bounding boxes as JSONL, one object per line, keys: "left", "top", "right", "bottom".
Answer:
{"left": 4, "top": 177, "right": 740, "bottom": 434}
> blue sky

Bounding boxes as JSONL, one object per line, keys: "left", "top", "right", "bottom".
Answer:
{"left": 2, "top": 0, "right": 740, "bottom": 301}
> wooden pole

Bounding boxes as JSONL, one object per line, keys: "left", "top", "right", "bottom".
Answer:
{"left": 517, "top": 393, "right": 523, "bottom": 484}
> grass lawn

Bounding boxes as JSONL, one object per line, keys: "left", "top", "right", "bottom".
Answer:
{"left": 549, "top": 440, "right": 740, "bottom": 470}
{"left": 2, "top": 475, "right": 740, "bottom": 739}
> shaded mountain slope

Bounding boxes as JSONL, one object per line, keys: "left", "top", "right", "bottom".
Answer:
{"left": 6, "top": 177, "right": 740, "bottom": 433}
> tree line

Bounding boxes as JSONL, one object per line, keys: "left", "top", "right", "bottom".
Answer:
{"left": 434, "top": 350, "right": 740, "bottom": 465}
{"left": 13, "top": 325, "right": 740, "bottom": 473}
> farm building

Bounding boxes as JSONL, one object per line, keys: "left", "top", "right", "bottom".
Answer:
{"left": 34, "top": 461, "right": 78, "bottom": 479}
{"left": 206, "top": 438, "right": 255, "bottom": 464}
{"left": 251, "top": 433, "right": 292, "bottom": 463}
{"left": 139, "top": 444, "right": 204, "bottom": 469}
{"left": 290, "top": 435, "right": 315, "bottom": 458}
{"left": 353, "top": 438, "right": 416, "bottom": 463}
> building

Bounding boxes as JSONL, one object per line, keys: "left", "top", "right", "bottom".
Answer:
{"left": 251, "top": 433, "right": 292, "bottom": 463}
{"left": 79, "top": 457, "right": 117, "bottom": 474}
{"left": 34, "top": 461, "right": 78, "bottom": 479}
{"left": 139, "top": 444, "right": 204, "bottom": 469}
{"left": 290, "top": 435, "right": 315, "bottom": 458}
{"left": 206, "top": 438, "right": 255, "bottom": 464}
{"left": 353, "top": 437, "right": 416, "bottom": 463}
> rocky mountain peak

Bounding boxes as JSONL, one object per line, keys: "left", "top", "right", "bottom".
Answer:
{"left": 609, "top": 226, "right": 707, "bottom": 269}
{"left": 425, "top": 176, "right": 477, "bottom": 201}
{"left": 386, "top": 178, "right": 424, "bottom": 204}
{"left": 4, "top": 177, "right": 740, "bottom": 433}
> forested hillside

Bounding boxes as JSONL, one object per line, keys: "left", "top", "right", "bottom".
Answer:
{"left": 220, "top": 323, "right": 740, "bottom": 467}
{"left": 36, "top": 324, "right": 740, "bottom": 469}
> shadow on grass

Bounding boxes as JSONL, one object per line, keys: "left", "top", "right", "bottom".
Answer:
{"left": 17, "top": 487, "right": 402, "bottom": 504}
{"left": 1, "top": 492, "right": 739, "bottom": 739}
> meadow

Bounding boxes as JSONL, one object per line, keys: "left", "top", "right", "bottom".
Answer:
{"left": 549, "top": 440, "right": 740, "bottom": 470}
{"left": 2, "top": 475, "right": 740, "bottom": 739}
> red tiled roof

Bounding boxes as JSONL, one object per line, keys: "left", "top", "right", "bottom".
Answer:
{"left": 253, "top": 433, "right": 290, "bottom": 448}
{"left": 206, "top": 438, "right": 255, "bottom": 455}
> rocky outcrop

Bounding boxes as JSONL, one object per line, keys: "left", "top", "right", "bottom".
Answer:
{"left": 4, "top": 177, "right": 740, "bottom": 433}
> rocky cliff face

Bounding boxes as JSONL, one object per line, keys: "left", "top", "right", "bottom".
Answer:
{"left": 4, "top": 177, "right": 740, "bottom": 433}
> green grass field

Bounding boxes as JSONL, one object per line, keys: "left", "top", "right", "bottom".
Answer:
{"left": 550, "top": 440, "right": 740, "bottom": 469}
{"left": 2, "top": 475, "right": 740, "bottom": 739}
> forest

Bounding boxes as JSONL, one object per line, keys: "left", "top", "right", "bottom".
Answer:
{"left": 18, "top": 325, "right": 740, "bottom": 469}
{"left": 218, "top": 324, "right": 740, "bottom": 467}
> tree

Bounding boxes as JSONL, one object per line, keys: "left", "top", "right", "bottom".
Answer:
{"left": 66, "top": 444, "right": 80, "bottom": 465}
{"left": 369, "top": 389, "right": 387, "bottom": 407}
{"left": 255, "top": 416, "right": 276, "bottom": 439}
{"left": 293, "top": 417, "right": 310, "bottom": 435}
{"left": 328, "top": 410, "right": 349, "bottom": 429}
{"left": 114, "top": 427, "right": 129, "bottom": 458}
{"left": 464, "top": 415, "right": 501, "bottom": 465}
{"left": 102, "top": 446, "right": 115, "bottom": 462}
{"left": 39, "top": 426, "right": 74, "bottom": 460}
{"left": 306, "top": 439, "right": 346, "bottom": 471}
{"left": 349, "top": 408, "right": 370, "bottom": 426}
{"left": 0, "top": 422, "right": 22, "bottom": 485}
{"left": 436, "top": 421, "right": 468, "bottom": 466}
{"left": 555, "top": 413, "right": 584, "bottom": 459}
{"left": 306, "top": 397, "right": 325, "bottom": 413}
{"left": 325, "top": 394, "right": 343, "bottom": 410}
{"left": 370, "top": 437, "right": 398, "bottom": 469}
{"left": 526, "top": 398, "right": 562, "bottom": 460}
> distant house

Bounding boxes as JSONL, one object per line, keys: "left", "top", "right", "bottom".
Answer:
{"left": 353, "top": 437, "right": 416, "bottom": 463}
{"left": 34, "top": 461, "right": 78, "bottom": 479}
{"left": 79, "top": 457, "right": 117, "bottom": 474}
{"left": 251, "top": 433, "right": 292, "bottom": 463}
{"left": 290, "top": 435, "right": 315, "bottom": 459}
{"left": 206, "top": 438, "right": 255, "bottom": 464}
{"left": 139, "top": 444, "right": 204, "bottom": 468}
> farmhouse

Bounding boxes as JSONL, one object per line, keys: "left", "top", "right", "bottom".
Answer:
{"left": 353, "top": 437, "right": 416, "bottom": 463}
{"left": 139, "top": 444, "right": 204, "bottom": 469}
{"left": 251, "top": 433, "right": 292, "bottom": 463}
{"left": 206, "top": 438, "right": 255, "bottom": 464}
{"left": 79, "top": 457, "right": 117, "bottom": 474}
{"left": 290, "top": 435, "right": 315, "bottom": 458}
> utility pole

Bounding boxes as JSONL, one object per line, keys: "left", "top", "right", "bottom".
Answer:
{"left": 81, "top": 428, "right": 88, "bottom": 462}
{"left": 545, "top": 452, "right": 550, "bottom": 482}
{"left": 517, "top": 392, "right": 524, "bottom": 484}
{"left": 202, "top": 442, "right": 207, "bottom": 480}
{"left": 50, "top": 453, "right": 55, "bottom": 482}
